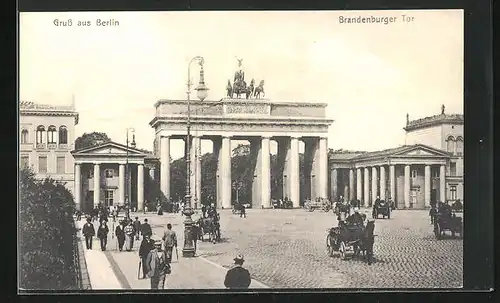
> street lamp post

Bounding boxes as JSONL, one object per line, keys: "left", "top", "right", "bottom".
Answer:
{"left": 183, "top": 56, "right": 209, "bottom": 258}
{"left": 125, "top": 128, "right": 135, "bottom": 218}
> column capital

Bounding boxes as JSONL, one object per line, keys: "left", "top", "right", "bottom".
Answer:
{"left": 93, "top": 162, "right": 100, "bottom": 166}
{"left": 289, "top": 135, "right": 301, "bottom": 139}
{"left": 261, "top": 136, "right": 271, "bottom": 140}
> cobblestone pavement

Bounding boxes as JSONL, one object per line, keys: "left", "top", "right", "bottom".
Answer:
{"left": 128, "top": 209, "right": 463, "bottom": 289}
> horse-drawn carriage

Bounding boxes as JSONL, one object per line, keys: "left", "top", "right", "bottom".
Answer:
{"left": 271, "top": 198, "right": 293, "bottom": 209}
{"left": 372, "top": 200, "right": 391, "bottom": 219}
{"left": 326, "top": 219, "right": 376, "bottom": 265}
{"left": 195, "top": 214, "right": 221, "bottom": 244}
{"left": 304, "top": 198, "right": 332, "bottom": 212}
{"left": 433, "top": 207, "right": 463, "bottom": 239}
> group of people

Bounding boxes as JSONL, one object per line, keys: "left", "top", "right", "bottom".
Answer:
{"left": 81, "top": 214, "right": 153, "bottom": 252}
{"left": 138, "top": 223, "right": 177, "bottom": 289}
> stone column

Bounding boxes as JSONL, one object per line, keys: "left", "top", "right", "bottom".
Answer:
{"left": 404, "top": 165, "right": 411, "bottom": 208}
{"left": 318, "top": 137, "right": 328, "bottom": 199}
{"left": 251, "top": 139, "right": 262, "bottom": 208}
{"left": 363, "top": 167, "right": 370, "bottom": 206}
{"left": 349, "top": 169, "right": 355, "bottom": 202}
{"left": 356, "top": 168, "right": 362, "bottom": 201}
{"left": 440, "top": 165, "right": 446, "bottom": 202}
{"left": 213, "top": 138, "right": 222, "bottom": 208}
{"left": 290, "top": 136, "right": 300, "bottom": 207}
{"left": 424, "top": 165, "right": 431, "bottom": 207}
{"left": 261, "top": 137, "right": 271, "bottom": 208}
{"left": 389, "top": 165, "right": 395, "bottom": 202}
{"left": 74, "top": 163, "right": 81, "bottom": 210}
{"left": 331, "top": 169, "right": 338, "bottom": 201}
{"left": 380, "top": 165, "right": 386, "bottom": 200}
{"left": 371, "top": 166, "right": 378, "bottom": 203}
{"left": 160, "top": 136, "right": 170, "bottom": 202}
{"left": 93, "top": 163, "right": 100, "bottom": 207}
{"left": 119, "top": 164, "right": 125, "bottom": 204}
{"left": 137, "top": 164, "right": 144, "bottom": 211}
{"left": 221, "top": 136, "right": 232, "bottom": 209}
{"left": 196, "top": 138, "right": 202, "bottom": 209}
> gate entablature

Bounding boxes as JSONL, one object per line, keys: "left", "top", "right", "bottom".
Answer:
{"left": 150, "top": 98, "right": 333, "bottom": 137}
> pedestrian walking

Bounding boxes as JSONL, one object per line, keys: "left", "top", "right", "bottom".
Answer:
{"left": 133, "top": 217, "right": 142, "bottom": 241}
{"left": 82, "top": 217, "right": 96, "bottom": 250}
{"left": 97, "top": 220, "right": 109, "bottom": 251}
{"left": 141, "top": 218, "right": 152, "bottom": 238}
{"left": 115, "top": 220, "right": 126, "bottom": 251}
{"left": 240, "top": 203, "right": 246, "bottom": 218}
{"left": 139, "top": 235, "right": 154, "bottom": 279}
{"left": 162, "top": 223, "right": 177, "bottom": 263}
{"left": 145, "top": 237, "right": 171, "bottom": 289}
{"left": 224, "top": 254, "right": 251, "bottom": 289}
{"left": 144, "top": 205, "right": 148, "bottom": 214}
{"left": 124, "top": 221, "right": 135, "bottom": 251}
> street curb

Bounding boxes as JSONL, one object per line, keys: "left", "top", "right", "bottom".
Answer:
{"left": 197, "top": 254, "right": 271, "bottom": 289}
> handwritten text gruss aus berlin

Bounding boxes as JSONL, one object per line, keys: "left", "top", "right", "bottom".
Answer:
{"left": 53, "top": 19, "right": 120, "bottom": 27}
{"left": 338, "top": 14, "right": 415, "bottom": 25}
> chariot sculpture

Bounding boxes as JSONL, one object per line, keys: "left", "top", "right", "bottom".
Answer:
{"left": 226, "top": 58, "right": 265, "bottom": 99}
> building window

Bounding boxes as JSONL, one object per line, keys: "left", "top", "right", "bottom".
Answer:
{"left": 105, "top": 169, "right": 114, "bottom": 178}
{"left": 36, "top": 126, "right": 45, "bottom": 144}
{"left": 432, "top": 170, "right": 439, "bottom": 178}
{"left": 59, "top": 126, "right": 68, "bottom": 144}
{"left": 47, "top": 125, "right": 57, "bottom": 144}
{"left": 89, "top": 170, "right": 94, "bottom": 179}
{"left": 450, "top": 163, "right": 457, "bottom": 176}
{"left": 446, "top": 136, "right": 455, "bottom": 154}
{"left": 38, "top": 156, "right": 47, "bottom": 174}
{"left": 20, "top": 156, "right": 29, "bottom": 168}
{"left": 21, "top": 129, "right": 29, "bottom": 144}
{"left": 56, "top": 156, "right": 65, "bottom": 174}
{"left": 450, "top": 185, "right": 457, "bottom": 200}
{"left": 105, "top": 190, "right": 114, "bottom": 206}
{"left": 456, "top": 137, "right": 463, "bottom": 156}
{"left": 411, "top": 170, "right": 417, "bottom": 178}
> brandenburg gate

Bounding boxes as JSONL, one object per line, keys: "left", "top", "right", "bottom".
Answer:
{"left": 150, "top": 98, "right": 333, "bottom": 209}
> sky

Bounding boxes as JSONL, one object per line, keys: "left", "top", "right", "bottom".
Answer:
{"left": 20, "top": 10, "right": 464, "bottom": 160}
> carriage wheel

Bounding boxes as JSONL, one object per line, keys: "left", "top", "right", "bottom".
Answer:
{"left": 326, "top": 234, "right": 334, "bottom": 257}
{"left": 434, "top": 223, "right": 442, "bottom": 240}
{"left": 307, "top": 205, "right": 313, "bottom": 212}
{"left": 339, "top": 241, "right": 347, "bottom": 260}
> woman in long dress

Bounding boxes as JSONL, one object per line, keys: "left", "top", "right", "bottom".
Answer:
{"left": 124, "top": 222, "right": 135, "bottom": 251}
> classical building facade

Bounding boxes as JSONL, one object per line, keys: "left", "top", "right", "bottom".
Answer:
{"left": 151, "top": 98, "right": 334, "bottom": 209}
{"left": 329, "top": 107, "right": 464, "bottom": 209}
{"left": 71, "top": 142, "right": 159, "bottom": 212}
{"left": 19, "top": 101, "right": 79, "bottom": 194}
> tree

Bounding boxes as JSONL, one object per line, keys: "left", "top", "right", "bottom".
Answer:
{"left": 75, "top": 132, "right": 111, "bottom": 150}
{"left": 19, "top": 167, "right": 77, "bottom": 290}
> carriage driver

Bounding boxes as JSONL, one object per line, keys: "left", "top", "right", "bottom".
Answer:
{"left": 346, "top": 207, "right": 365, "bottom": 227}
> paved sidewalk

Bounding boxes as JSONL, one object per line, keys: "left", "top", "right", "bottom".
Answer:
{"left": 75, "top": 219, "right": 123, "bottom": 289}
{"left": 109, "top": 245, "right": 269, "bottom": 289}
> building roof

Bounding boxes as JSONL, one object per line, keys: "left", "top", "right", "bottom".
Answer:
{"left": 329, "top": 144, "right": 452, "bottom": 163}
{"left": 404, "top": 113, "right": 464, "bottom": 131}
{"left": 352, "top": 144, "right": 451, "bottom": 160}
{"left": 20, "top": 101, "right": 79, "bottom": 124}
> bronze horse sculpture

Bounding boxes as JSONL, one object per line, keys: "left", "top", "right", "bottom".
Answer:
{"left": 253, "top": 80, "right": 265, "bottom": 99}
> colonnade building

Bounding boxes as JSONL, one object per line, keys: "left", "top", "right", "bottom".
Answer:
{"left": 329, "top": 107, "right": 464, "bottom": 209}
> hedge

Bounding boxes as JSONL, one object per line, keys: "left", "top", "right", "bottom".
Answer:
{"left": 19, "top": 167, "right": 77, "bottom": 290}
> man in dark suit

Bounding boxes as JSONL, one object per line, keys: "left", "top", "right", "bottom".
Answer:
{"left": 139, "top": 235, "right": 154, "bottom": 279}
{"left": 82, "top": 217, "right": 95, "bottom": 250}
{"left": 133, "top": 217, "right": 142, "bottom": 241}
{"left": 141, "top": 218, "right": 152, "bottom": 238}
{"left": 224, "top": 254, "right": 251, "bottom": 289}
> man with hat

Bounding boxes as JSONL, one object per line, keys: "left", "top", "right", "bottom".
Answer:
{"left": 115, "top": 220, "right": 126, "bottom": 251}
{"left": 145, "top": 236, "right": 171, "bottom": 289}
{"left": 224, "top": 254, "right": 251, "bottom": 289}
{"left": 139, "top": 235, "right": 154, "bottom": 279}
{"left": 82, "top": 217, "right": 96, "bottom": 250}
